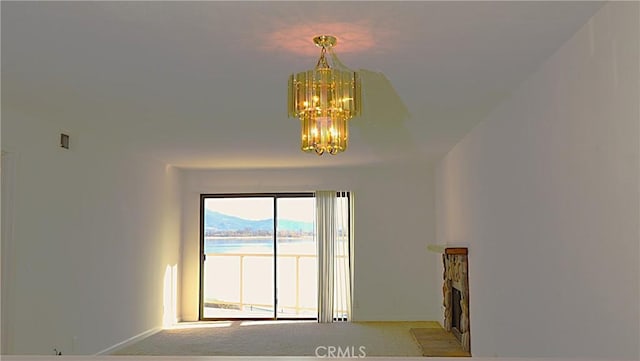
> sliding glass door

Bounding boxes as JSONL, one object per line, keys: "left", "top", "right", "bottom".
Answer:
{"left": 200, "top": 193, "right": 316, "bottom": 320}
{"left": 276, "top": 197, "right": 317, "bottom": 318}
{"left": 201, "top": 196, "right": 275, "bottom": 318}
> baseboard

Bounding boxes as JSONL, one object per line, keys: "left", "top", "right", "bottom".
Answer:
{"left": 95, "top": 326, "right": 162, "bottom": 355}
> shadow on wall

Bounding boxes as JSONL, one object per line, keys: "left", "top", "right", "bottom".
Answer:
{"left": 354, "top": 70, "right": 419, "bottom": 158}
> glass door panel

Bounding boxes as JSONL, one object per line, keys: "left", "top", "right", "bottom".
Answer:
{"left": 276, "top": 197, "right": 317, "bottom": 318}
{"left": 202, "top": 197, "right": 274, "bottom": 318}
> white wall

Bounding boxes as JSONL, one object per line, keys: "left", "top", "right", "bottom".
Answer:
{"left": 180, "top": 161, "right": 439, "bottom": 322}
{"left": 436, "top": 2, "right": 639, "bottom": 359}
{"left": 0, "top": 109, "right": 182, "bottom": 355}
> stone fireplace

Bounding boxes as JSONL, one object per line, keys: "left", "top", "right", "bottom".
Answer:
{"left": 442, "top": 247, "right": 470, "bottom": 353}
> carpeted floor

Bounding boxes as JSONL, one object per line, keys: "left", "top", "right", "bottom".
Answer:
{"left": 112, "top": 320, "right": 441, "bottom": 356}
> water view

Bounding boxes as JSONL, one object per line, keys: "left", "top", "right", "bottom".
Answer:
{"left": 205, "top": 237, "right": 316, "bottom": 255}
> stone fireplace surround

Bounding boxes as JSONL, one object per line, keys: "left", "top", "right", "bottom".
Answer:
{"left": 441, "top": 247, "right": 470, "bottom": 353}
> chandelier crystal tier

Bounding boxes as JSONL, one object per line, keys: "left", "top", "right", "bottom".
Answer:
{"left": 288, "top": 35, "right": 361, "bottom": 155}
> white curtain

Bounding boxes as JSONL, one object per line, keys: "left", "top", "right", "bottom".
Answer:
{"left": 316, "top": 190, "right": 353, "bottom": 323}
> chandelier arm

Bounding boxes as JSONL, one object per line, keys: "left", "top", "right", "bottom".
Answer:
{"left": 315, "top": 46, "right": 330, "bottom": 69}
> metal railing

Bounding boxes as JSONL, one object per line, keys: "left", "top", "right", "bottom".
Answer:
{"left": 203, "top": 253, "right": 318, "bottom": 317}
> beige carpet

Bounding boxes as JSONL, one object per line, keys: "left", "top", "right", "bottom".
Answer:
{"left": 113, "top": 320, "right": 440, "bottom": 356}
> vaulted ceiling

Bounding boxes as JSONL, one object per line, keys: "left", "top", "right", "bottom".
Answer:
{"left": 2, "top": 1, "right": 604, "bottom": 169}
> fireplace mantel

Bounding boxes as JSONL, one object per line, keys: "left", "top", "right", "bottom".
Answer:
{"left": 444, "top": 247, "right": 467, "bottom": 255}
{"left": 427, "top": 244, "right": 469, "bottom": 254}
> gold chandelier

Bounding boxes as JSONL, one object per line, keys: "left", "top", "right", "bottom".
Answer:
{"left": 288, "top": 35, "right": 361, "bottom": 155}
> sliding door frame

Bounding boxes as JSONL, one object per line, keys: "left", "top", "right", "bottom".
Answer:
{"left": 199, "top": 192, "right": 315, "bottom": 321}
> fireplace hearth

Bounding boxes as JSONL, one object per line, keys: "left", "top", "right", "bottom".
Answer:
{"left": 442, "top": 248, "right": 470, "bottom": 353}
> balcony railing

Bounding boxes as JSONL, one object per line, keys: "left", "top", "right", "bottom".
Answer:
{"left": 203, "top": 252, "right": 348, "bottom": 319}
{"left": 203, "top": 252, "right": 317, "bottom": 318}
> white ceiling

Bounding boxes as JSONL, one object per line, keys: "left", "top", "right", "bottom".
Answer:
{"left": 2, "top": 1, "right": 604, "bottom": 169}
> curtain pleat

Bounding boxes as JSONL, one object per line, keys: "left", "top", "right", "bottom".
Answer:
{"left": 316, "top": 190, "right": 352, "bottom": 323}
{"left": 347, "top": 192, "right": 354, "bottom": 319}
{"left": 316, "top": 191, "right": 335, "bottom": 323}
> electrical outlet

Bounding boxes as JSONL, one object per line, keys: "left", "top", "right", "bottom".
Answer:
{"left": 60, "top": 133, "right": 70, "bottom": 149}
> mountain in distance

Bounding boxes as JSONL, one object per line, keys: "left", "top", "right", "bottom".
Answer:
{"left": 204, "top": 210, "right": 313, "bottom": 234}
